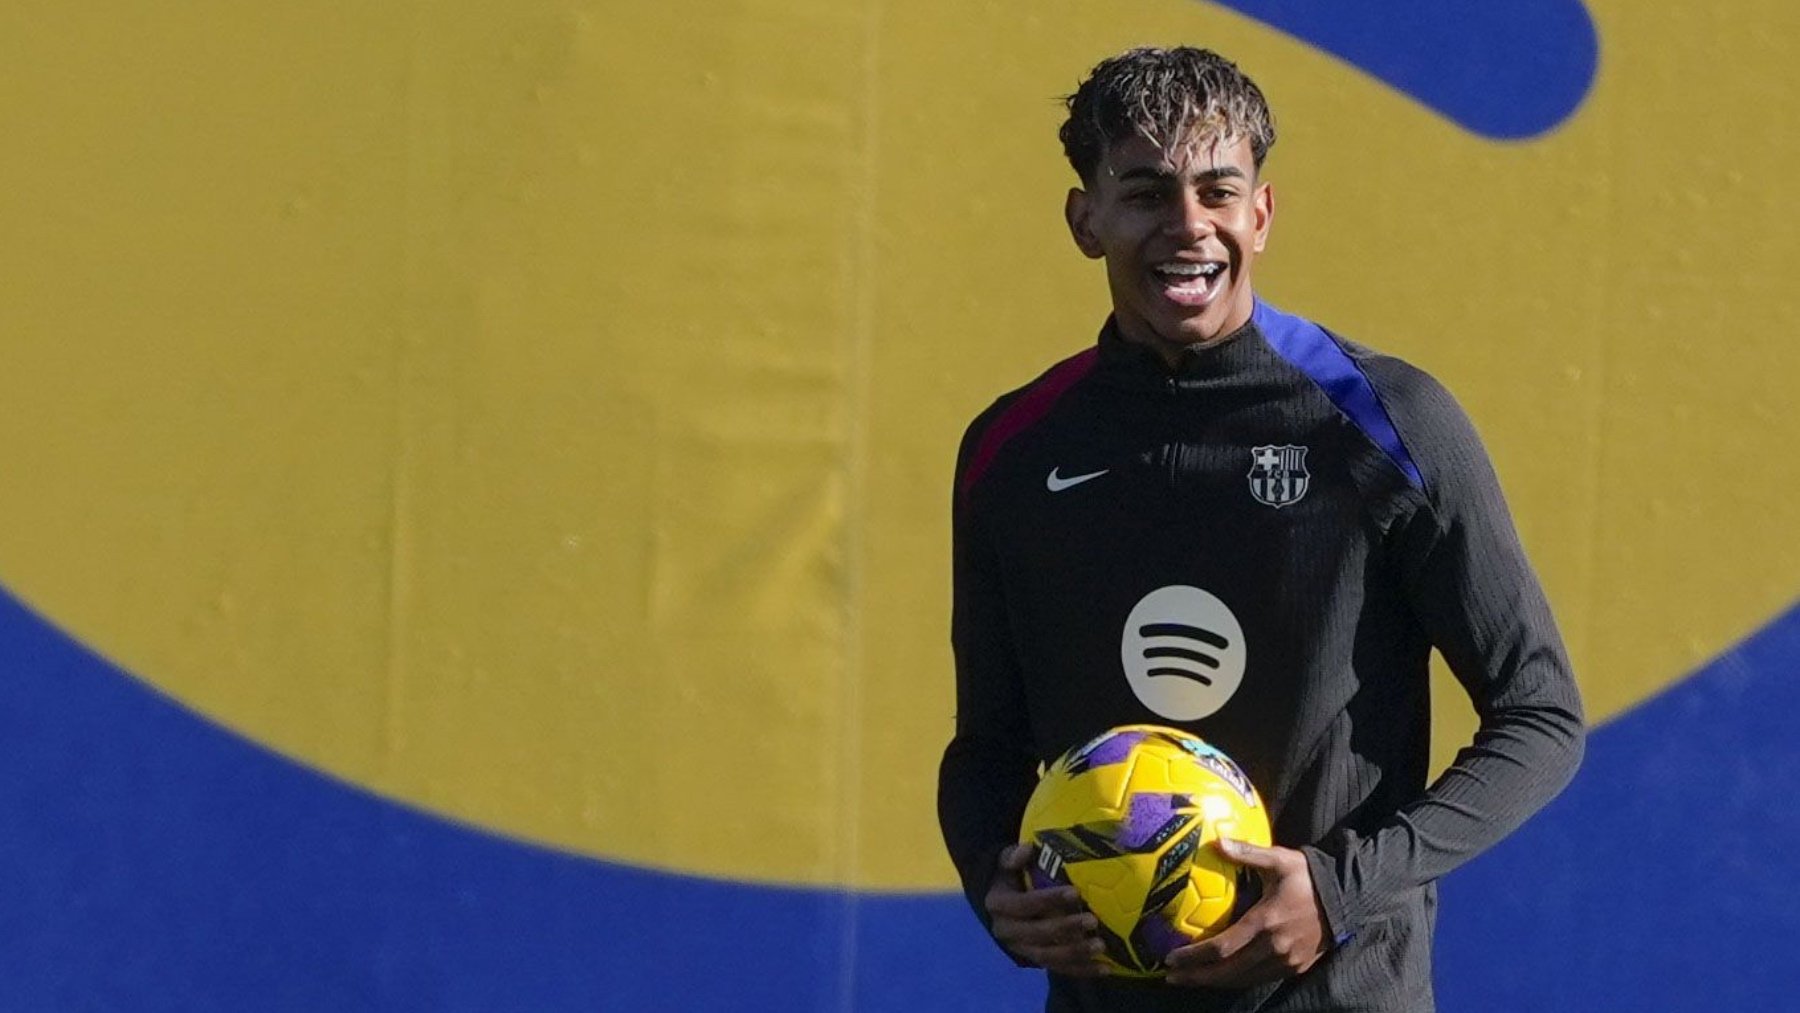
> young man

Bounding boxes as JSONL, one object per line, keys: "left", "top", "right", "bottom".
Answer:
{"left": 937, "top": 47, "right": 1584, "bottom": 1012}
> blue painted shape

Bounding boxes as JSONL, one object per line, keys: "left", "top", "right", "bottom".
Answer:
{"left": 1205, "top": 0, "right": 1600, "bottom": 139}
{"left": 0, "top": 584, "right": 1035, "bottom": 1012}
{"left": 6, "top": 568, "right": 1798, "bottom": 1010}
{"left": 1435, "top": 599, "right": 1800, "bottom": 1011}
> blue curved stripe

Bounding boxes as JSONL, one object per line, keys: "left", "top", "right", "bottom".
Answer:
{"left": 1205, "top": 0, "right": 1600, "bottom": 140}
{"left": 1253, "top": 299, "right": 1424, "bottom": 489}
{"left": 0, "top": 584, "right": 1024, "bottom": 1012}
{"left": 5, "top": 575, "right": 1798, "bottom": 1010}
{"left": 1432, "top": 598, "right": 1800, "bottom": 1012}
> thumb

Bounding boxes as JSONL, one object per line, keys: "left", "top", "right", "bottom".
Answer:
{"left": 999, "top": 842, "right": 1034, "bottom": 871}
{"left": 1214, "top": 835, "right": 1281, "bottom": 869}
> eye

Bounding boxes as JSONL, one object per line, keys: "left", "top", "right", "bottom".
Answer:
{"left": 1201, "top": 187, "right": 1238, "bottom": 206}
{"left": 1123, "top": 189, "right": 1163, "bottom": 206}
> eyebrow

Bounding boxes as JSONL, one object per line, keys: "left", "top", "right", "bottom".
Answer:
{"left": 1116, "top": 165, "right": 1248, "bottom": 185}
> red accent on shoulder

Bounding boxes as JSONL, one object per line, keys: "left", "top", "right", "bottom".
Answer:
{"left": 957, "top": 348, "right": 1099, "bottom": 502}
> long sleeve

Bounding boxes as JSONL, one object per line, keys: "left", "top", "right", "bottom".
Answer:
{"left": 1302, "top": 365, "right": 1586, "bottom": 943}
{"left": 937, "top": 412, "right": 1042, "bottom": 944}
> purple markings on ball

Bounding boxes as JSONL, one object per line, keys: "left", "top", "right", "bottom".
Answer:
{"left": 1120, "top": 793, "right": 1183, "bottom": 850}
{"left": 1081, "top": 729, "right": 1149, "bottom": 769}
{"left": 1139, "top": 913, "right": 1187, "bottom": 965}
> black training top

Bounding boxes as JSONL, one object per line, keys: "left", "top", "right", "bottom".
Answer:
{"left": 938, "top": 301, "right": 1585, "bottom": 1012}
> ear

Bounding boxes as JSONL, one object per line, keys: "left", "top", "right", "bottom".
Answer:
{"left": 1252, "top": 181, "right": 1274, "bottom": 254}
{"left": 1065, "top": 187, "right": 1104, "bottom": 259}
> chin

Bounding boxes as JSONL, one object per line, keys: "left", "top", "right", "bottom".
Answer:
{"left": 1175, "top": 301, "right": 1252, "bottom": 346}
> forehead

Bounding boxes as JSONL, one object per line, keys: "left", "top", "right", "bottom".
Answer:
{"left": 1097, "top": 130, "right": 1256, "bottom": 182}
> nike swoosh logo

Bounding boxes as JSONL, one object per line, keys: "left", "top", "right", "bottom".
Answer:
{"left": 1046, "top": 467, "right": 1109, "bottom": 492}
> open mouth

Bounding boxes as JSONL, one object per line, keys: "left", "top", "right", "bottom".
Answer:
{"left": 1152, "top": 261, "right": 1225, "bottom": 307}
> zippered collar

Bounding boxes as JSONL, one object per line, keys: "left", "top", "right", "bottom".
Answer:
{"left": 1092, "top": 313, "right": 1266, "bottom": 391}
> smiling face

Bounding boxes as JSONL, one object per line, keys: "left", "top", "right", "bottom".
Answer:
{"left": 1065, "top": 130, "right": 1273, "bottom": 362}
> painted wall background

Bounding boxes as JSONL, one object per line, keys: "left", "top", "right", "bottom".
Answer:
{"left": 1, "top": 1, "right": 1797, "bottom": 1009}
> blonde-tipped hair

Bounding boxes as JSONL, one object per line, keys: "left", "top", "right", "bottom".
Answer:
{"left": 1060, "top": 46, "right": 1277, "bottom": 185}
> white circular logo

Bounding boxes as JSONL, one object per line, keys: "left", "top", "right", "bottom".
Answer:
{"left": 1120, "top": 585, "right": 1246, "bottom": 721}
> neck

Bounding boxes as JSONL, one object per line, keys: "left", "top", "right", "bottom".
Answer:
{"left": 1115, "top": 305, "right": 1255, "bottom": 368}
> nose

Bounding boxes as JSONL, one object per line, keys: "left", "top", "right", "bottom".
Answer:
{"left": 1164, "top": 191, "right": 1212, "bottom": 243}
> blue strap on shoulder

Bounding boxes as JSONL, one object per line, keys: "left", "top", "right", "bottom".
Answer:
{"left": 1253, "top": 299, "right": 1424, "bottom": 490}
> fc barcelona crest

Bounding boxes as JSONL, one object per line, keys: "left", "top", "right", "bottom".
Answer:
{"left": 1248, "top": 444, "right": 1310, "bottom": 508}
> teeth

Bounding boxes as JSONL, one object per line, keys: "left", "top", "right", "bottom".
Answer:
{"left": 1157, "top": 263, "right": 1222, "bottom": 278}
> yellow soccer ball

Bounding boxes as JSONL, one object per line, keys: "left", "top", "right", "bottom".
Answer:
{"left": 1018, "top": 724, "right": 1272, "bottom": 977}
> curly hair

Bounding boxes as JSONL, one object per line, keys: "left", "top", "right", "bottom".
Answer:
{"left": 1059, "top": 46, "right": 1277, "bottom": 185}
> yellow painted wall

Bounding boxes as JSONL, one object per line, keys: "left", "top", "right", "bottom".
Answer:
{"left": 1, "top": 0, "right": 1796, "bottom": 890}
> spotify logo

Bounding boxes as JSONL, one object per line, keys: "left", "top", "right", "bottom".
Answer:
{"left": 1120, "top": 585, "right": 1246, "bottom": 721}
